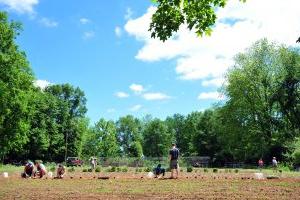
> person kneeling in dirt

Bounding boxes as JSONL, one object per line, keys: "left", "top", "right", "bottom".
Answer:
{"left": 56, "top": 164, "right": 66, "bottom": 179}
{"left": 34, "top": 161, "right": 47, "bottom": 178}
{"left": 153, "top": 164, "right": 165, "bottom": 178}
{"left": 21, "top": 160, "right": 34, "bottom": 178}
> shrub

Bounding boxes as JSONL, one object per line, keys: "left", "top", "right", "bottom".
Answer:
{"left": 95, "top": 167, "right": 101, "bottom": 172}
{"left": 68, "top": 167, "right": 75, "bottom": 172}
{"left": 122, "top": 167, "right": 128, "bottom": 172}
{"left": 234, "top": 169, "right": 239, "bottom": 173}
{"left": 144, "top": 167, "right": 151, "bottom": 172}
{"left": 88, "top": 168, "right": 93, "bottom": 172}
{"left": 116, "top": 167, "right": 121, "bottom": 172}
{"left": 213, "top": 168, "right": 218, "bottom": 173}
{"left": 50, "top": 166, "right": 56, "bottom": 172}
{"left": 187, "top": 166, "right": 193, "bottom": 173}
{"left": 82, "top": 169, "right": 88, "bottom": 172}
{"left": 204, "top": 168, "right": 208, "bottom": 173}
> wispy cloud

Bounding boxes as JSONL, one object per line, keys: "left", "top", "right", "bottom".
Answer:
{"left": 39, "top": 17, "right": 58, "bottom": 28}
{"left": 115, "top": 91, "right": 129, "bottom": 98}
{"left": 79, "top": 17, "right": 90, "bottom": 25}
{"left": 125, "top": 7, "right": 133, "bottom": 20}
{"left": 115, "top": 26, "right": 122, "bottom": 37}
{"left": 0, "top": 0, "right": 38, "bottom": 14}
{"left": 33, "top": 79, "right": 52, "bottom": 90}
{"left": 125, "top": 0, "right": 300, "bottom": 88}
{"left": 129, "top": 83, "right": 144, "bottom": 94}
{"left": 107, "top": 108, "right": 116, "bottom": 113}
{"left": 198, "top": 92, "right": 224, "bottom": 100}
{"left": 129, "top": 104, "right": 142, "bottom": 112}
{"left": 83, "top": 31, "right": 95, "bottom": 40}
{"left": 142, "top": 92, "right": 171, "bottom": 101}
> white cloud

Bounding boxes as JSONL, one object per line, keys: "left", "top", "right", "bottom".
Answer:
{"left": 79, "top": 18, "right": 90, "bottom": 25}
{"left": 125, "top": 7, "right": 133, "bottom": 20}
{"left": 142, "top": 92, "right": 171, "bottom": 101}
{"left": 0, "top": 0, "right": 38, "bottom": 14}
{"left": 129, "top": 83, "right": 144, "bottom": 94}
{"left": 107, "top": 108, "right": 116, "bottom": 113}
{"left": 33, "top": 79, "right": 51, "bottom": 90}
{"left": 198, "top": 92, "right": 224, "bottom": 100}
{"left": 115, "top": 26, "right": 122, "bottom": 37}
{"left": 83, "top": 31, "right": 95, "bottom": 40}
{"left": 124, "top": 0, "right": 300, "bottom": 87}
{"left": 39, "top": 17, "right": 58, "bottom": 28}
{"left": 115, "top": 91, "right": 129, "bottom": 98}
{"left": 201, "top": 77, "right": 225, "bottom": 87}
{"left": 129, "top": 104, "right": 142, "bottom": 112}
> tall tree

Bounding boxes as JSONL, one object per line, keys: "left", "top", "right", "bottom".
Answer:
{"left": 45, "top": 84, "right": 87, "bottom": 161}
{"left": 116, "top": 115, "right": 143, "bottom": 157}
{"left": 142, "top": 118, "right": 172, "bottom": 157}
{"left": 0, "top": 11, "right": 35, "bottom": 160}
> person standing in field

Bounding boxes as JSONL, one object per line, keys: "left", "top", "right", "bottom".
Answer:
{"left": 169, "top": 143, "right": 179, "bottom": 179}
{"left": 258, "top": 158, "right": 264, "bottom": 171}
{"left": 272, "top": 157, "right": 278, "bottom": 172}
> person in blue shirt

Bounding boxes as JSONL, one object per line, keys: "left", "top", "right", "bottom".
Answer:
{"left": 169, "top": 143, "right": 179, "bottom": 179}
{"left": 21, "top": 160, "right": 34, "bottom": 178}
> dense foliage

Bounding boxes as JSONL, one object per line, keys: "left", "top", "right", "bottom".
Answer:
{"left": 1, "top": 11, "right": 299, "bottom": 167}
{"left": 150, "top": 0, "right": 246, "bottom": 41}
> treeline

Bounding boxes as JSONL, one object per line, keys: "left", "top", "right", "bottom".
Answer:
{"left": 1, "top": 12, "right": 300, "bottom": 166}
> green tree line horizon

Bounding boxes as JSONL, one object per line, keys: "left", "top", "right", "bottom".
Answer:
{"left": 1, "top": 11, "right": 299, "bottom": 167}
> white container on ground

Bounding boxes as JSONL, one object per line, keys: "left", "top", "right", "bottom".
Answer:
{"left": 3, "top": 172, "right": 8, "bottom": 178}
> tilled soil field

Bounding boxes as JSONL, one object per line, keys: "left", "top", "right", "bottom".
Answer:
{"left": 1, "top": 171, "right": 300, "bottom": 199}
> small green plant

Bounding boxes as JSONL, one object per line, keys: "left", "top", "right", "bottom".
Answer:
{"left": 144, "top": 167, "right": 151, "bottom": 172}
{"left": 204, "top": 168, "right": 208, "bottom": 173}
{"left": 213, "top": 168, "right": 218, "bottom": 173}
{"left": 121, "top": 167, "right": 128, "bottom": 172}
{"left": 187, "top": 166, "right": 193, "bottom": 173}
{"left": 50, "top": 166, "right": 56, "bottom": 172}
{"left": 82, "top": 169, "right": 88, "bottom": 172}
{"left": 116, "top": 167, "right": 121, "bottom": 172}
{"left": 68, "top": 167, "right": 75, "bottom": 172}
{"left": 234, "top": 169, "right": 239, "bottom": 173}
{"left": 138, "top": 168, "right": 143, "bottom": 172}
{"left": 95, "top": 167, "right": 101, "bottom": 172}
{"left": 88, "top": 168, "right": 93, "bottom": 172}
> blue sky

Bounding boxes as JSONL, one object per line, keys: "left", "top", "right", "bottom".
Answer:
{"left": 1, "top": 0, "right": 299, "bottom": 123}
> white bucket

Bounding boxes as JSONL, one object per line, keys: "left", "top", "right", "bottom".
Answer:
{"left": 3, "top": 172, "right": 8, "bottom": 178}
{"left": 254, "top": 172, "right": 264, "bottom": 180}
{"left": 147, "top": 172, "right": 154, "bottom": 178}
{"left": 47, "top": 171, "right": 53, "bottom": 178}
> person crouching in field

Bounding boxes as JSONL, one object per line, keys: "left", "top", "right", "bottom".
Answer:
{"left": 169, "top": 143, "right": 179, "bottom": 179}
{"left": 153, "top": 164, "right": 165, "bottom": 178}
{"left": 21, "top": 160, "right": 34, "bottom": 178}
{"left": 34, "top": 161, "right": 47, "bottom": 178}
{"left": 56, "top": 164, "right": 65, "bottom": 179}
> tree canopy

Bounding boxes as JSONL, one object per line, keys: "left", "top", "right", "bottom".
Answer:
{"left": 150, "top": 0, "right": 246, "bottom": 41}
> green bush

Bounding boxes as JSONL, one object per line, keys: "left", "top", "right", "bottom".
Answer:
{"left": 68, "top": 167, "right": 75, "bottom": 172}
{"left": 204, "top": 168, "right": 208, "bottom": 173}
{"left": 50, "top": 166, "right": 56, "bottom": 172}
{"left": 144, "top": 167, "right": 151, "bottom": 172}
{"left": 213, "top": 168, "right": 218, "bottom": 173}
{"left": 122, "top": 167, "right": 128, "bottom": 172}
{"left": 95, "top": 167, "right": 101, "bottom": 172}
{"left": 234, "top": 169, "right": 239, "bottom": 173}
{"left": 116, "top": 167, "right": 121, "bottom": 172}
{"left": 88, "top": 168, "right": 93, "bottom": 172}
{"left": 187, "top": 166, "right": 193, "bottom": 173}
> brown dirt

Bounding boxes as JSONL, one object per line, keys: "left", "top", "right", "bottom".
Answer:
{"left": 1, "top": 171, "right": 300, "bottom": 199}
